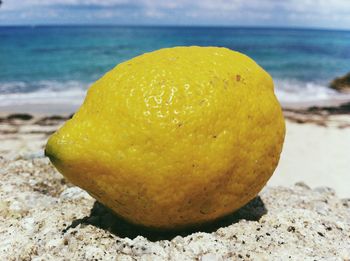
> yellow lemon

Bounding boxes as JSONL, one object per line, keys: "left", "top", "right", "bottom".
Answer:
{"left": 46, "top": 46, "right": 285, "bottom": 229}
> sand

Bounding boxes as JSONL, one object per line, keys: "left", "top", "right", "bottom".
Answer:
{"left": 1, "top": 105, "right": 350, "bottom": 259}
{"left": 0, "top": 158, "right": 349, "bottom": 260}
{"left": 269, "top": 115, "right": 350, "bottom": 198}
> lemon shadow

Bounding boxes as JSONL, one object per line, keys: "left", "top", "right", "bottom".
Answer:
{"left": 63, "top": 196, "right": 267, "bottom": 241}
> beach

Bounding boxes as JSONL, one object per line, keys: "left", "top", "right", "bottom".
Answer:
{"left": 271, "top": 105, "right": 350, "bottom": 198}
{"left": 1, "top": 93, "right": 350, "bottom": 260}
{"left": 1, "top": 25, "right": 350, "bottom": 259}
{"left": 1, "top": 102, "right": 350, "bottom": 259}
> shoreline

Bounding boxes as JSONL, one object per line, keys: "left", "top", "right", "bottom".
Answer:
{"left": 0, "top": 103, "right": 80, "bottom": 117}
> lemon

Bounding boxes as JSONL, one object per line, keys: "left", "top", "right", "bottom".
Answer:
{"left": 46, "top": 46, "right": 285, "bottom": 229}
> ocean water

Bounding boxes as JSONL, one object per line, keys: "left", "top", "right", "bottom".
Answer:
{"left": 1, "top": 25, "right": 350, "bottom": 107}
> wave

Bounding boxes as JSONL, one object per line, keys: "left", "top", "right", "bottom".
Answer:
{"left": 0, "top": 80, "right": 89, "bottom": 94}
{"left": 0, "top": 81, "right": 87, "bottom": 107}
{"left": 0, "top": 79, "right": 349, "bottom": 108}
{"left": 273, "top": 78, "right": 348, "bottom": 104}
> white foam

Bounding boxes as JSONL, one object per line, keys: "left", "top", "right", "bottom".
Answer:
{"left": 274, "top": 79, "right": 350, "bottom": 104}
{"left": 0, "top": 81, "right": 87, "bottom": 107}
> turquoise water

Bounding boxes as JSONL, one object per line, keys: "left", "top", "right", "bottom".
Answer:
{"left": 1, "top": 26, "right": 350, "bottom": 105}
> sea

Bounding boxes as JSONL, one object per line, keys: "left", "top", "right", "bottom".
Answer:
{"left": 1, "top": 25, "right": 350, "bottom": 108}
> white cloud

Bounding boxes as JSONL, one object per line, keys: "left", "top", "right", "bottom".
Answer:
{"left": 1, "top": 0, "right": 350, "bottom": 28}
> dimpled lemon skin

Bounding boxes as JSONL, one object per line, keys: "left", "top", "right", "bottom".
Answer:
{"left": 46, "top": 46, "right": 285, "bottom": 229}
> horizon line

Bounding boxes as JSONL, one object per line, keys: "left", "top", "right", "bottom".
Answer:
{"left": 0, "top": 23, "right": 350, "bottom": 32}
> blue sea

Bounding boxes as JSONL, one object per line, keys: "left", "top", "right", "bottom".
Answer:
{"left": 1, "top": 26, "right": 350, "bottom": 107}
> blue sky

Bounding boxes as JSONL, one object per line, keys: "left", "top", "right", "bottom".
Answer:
{"left": 1, "top": 0, "right": 350, "bottom": 29}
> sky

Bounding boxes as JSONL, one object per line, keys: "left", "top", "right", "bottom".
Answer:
{"left": 1, "top": 0, "right": 350, "bottom": 29}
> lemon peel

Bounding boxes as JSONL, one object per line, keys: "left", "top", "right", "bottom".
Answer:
{"left": 46, "top": 46, "right": 285, "bottom": 229}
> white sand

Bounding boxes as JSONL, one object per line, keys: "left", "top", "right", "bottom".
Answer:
{"left": 268, "top": 117, "right": 350, "bottom": 198}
